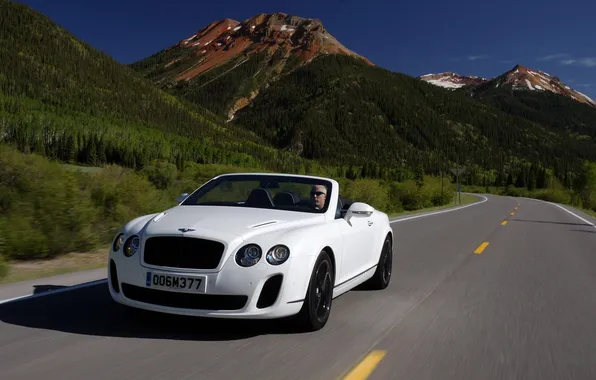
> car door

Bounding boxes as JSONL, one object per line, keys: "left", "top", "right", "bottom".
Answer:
{"left": 335, "top": 213, "right": 374, "bottom": 286}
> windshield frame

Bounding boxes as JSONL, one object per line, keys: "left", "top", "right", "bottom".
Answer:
{"left": 180, "top": 174, "right": 334, "bottom": 214}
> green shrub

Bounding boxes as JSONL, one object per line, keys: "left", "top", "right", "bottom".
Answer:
{"left": 84, "top": 165, "right": 173, "bottom": 239}
{"left": 0, "top": 255, "right": 8, "bottom": 279}
{"left": 341, "top": 179, "right": 392, "bottom": 212}
{"left": 0, "top": 145, "right": 173, "bottom": 260}
{"left": 0, "top": 218, "right": 7, "bottom": 279}
{"left": 141, "top": 160, "right": 178, "bottom": 190}
{"left": 0, "top": 144, "right": 97, "bottom": 259}
{"left": 340, "top": 176, "right": 454, "bottom": 213}
{"left": 530, "top": 188, "right": 573, "bottom": 205}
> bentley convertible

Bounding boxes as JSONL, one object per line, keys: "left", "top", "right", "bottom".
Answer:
{"left": 107, "top": 173, "right": 394, "bottom": 331}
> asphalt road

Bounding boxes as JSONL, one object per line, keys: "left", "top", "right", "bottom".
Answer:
{"left": 2, "top": 194, "right": 596, "bottom": 380}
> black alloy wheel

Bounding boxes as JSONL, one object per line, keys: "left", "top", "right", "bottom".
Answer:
{"left": 366, "top": 235, "right": 393, "bottom": 290}
{"left": 296, "top": 250, "right": 334, "bottom": 331}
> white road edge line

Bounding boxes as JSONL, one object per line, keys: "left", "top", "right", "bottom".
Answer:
{"left": 1, "top": 194, "right": 488, "bottom": 305}
{"left": 0, "top": 279, "right": 108, "bottom": 305}
{"left": 518, "top": 197, "right": 596, "bottom": 229}
{"left": 390, "top": 194, "right": 488, "bottom": 224}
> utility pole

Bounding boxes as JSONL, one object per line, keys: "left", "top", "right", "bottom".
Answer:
{"left": 440, "top": 167, "right": 443, "bottom": 202}
{"left": 450, "top": 167, "right": 466, "bottom": 205}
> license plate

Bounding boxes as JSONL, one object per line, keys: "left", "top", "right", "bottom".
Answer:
{"left": 146, "top": 272, "right": 207, "bottom": 293}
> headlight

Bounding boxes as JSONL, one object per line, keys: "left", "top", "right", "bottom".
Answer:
{"left": 235, "top": 244, "right": 262, "bottom": 267}
{"left": 123, "top": 235, "right": 140, "bottom": 257}
{"left": 266, "top": 245, "right": 290, "bottom": 265}
{"left": 113, "top": 233, "right": 125, "bottom": 251}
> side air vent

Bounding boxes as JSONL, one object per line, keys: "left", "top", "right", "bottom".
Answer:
{"left": 256, "top": 274, "right": 283, "bottom": 309}
{"left": 109, "top": 259, "right": 120, "bottom": 293}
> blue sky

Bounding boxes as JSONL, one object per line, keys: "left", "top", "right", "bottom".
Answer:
{"left": 15, "top": 0, "right": 596, "bottom": 98}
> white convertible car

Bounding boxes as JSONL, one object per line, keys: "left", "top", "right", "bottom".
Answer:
{"left": 108, "top": 173, "right": 393, "bottom": 331}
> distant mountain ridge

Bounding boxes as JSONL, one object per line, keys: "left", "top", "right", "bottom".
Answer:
{"left": 419, "top": 64, "right": 595, "bottom": 107}
{"left": 419, "top": 72, "right": 487, "bottom": 89}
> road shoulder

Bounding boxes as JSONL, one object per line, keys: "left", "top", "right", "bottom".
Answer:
{"left": 0, "top": 268, "right": 107, "bottom": 304}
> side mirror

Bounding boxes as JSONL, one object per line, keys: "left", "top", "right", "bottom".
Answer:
{"left": 176, "top": 193, "right": 189, "bottom": 203}
{"left": 344, "top": 202, "right": 374, "bottom": 222}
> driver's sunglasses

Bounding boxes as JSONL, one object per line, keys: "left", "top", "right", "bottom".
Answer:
{"left": 311, "top": 191, "right": 325, "bottom": 196}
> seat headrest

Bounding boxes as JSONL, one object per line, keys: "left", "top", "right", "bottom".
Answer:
{"left": 273, "top": 191, "right": 299, "bottom": 206}
{"left": 245, "top": 188, "right": 274, "bottom": 208}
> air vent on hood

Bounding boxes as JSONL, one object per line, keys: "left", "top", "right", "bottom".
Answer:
{"left": 152, "top": 212, "right": 167, "bottom": 222}
{"left": 247, "top": 220, "right": 282, "bottom": 228}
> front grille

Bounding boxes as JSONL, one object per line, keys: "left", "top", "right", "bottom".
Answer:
{"left": 121, "top": 283, "right": 248, "bottom": 310}
{"left": 143, "top": 236, "right": 225, "bottom": 269}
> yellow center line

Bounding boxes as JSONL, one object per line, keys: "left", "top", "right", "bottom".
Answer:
{"left": 510, "top": 212, "right": 515, "bottom": 216}
{"left": 514, "top": 207, "right": 518, "bottom": 210}
{"left": 501, "top": 221, "right": 508, "bottom": 225}
{"left": 342, "top": 350, "right": 387, "bottom": 380}
{"left": 474, "top": 242, "right": 489, "bottom": 254}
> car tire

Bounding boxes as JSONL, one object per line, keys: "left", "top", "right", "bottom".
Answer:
{"left": 365, "top": 234, "right": 393, "bottom": 290}
{"left": 296, "top": 250, "right": 335, "bottom": 332}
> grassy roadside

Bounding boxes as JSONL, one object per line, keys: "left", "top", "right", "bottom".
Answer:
{"left": 0, "top": 193, "right": 482, "bottom": 285}
{"left": 0, "top": 144, "right": 463, "bottom": 285}
{"left": 0, "top": 249, "right": 108, "bottom": 285}
{"left": 388, "top": 193, "right": 479, "bottom": 218}
{"left": 581, "top": 209, "right": 596, "bottom": 219}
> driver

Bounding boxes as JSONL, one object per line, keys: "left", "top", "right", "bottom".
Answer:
{"left": 310, "top": 185, "right": 327, "bottom": 210}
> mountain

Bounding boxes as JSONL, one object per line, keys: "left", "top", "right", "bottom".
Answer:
{"left": 232, "top": 54, "right": 596, "bottom": 177}
{"left": 419, "top": 65, "right": 596, "bottom": 146}
{"left": 130, "top": 12, "right": 373, "bottom": 119}
{"left": 476, "top": 65, "right": 595, "bottom": 107}
{"left": 3, "top": 0, "right": 596, "bottom": 190}
{"left": 420, "top": 65, "right": 595, "bottom": 107}
{"left": 418, "top": 72, "right": 487, "bottom": 89}
{"left": 0, "top": 0, "right": 305, "bottom": 172}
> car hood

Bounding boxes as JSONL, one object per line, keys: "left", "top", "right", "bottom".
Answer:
{"left": 143, "top": 205, "right": 325, "bottom": 242}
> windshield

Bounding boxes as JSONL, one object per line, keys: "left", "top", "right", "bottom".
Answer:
{"left": 181, "top": 174, "right": 333, "bottom": 213}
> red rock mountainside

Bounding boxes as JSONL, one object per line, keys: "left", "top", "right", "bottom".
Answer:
{"left": 420, "top": 65, "right": 595, "bottom": 107}
{"left": 171, "top": 13, "right": 373, "bottom": 81}
{"left": 131, "top": 12, "right": 373, "bottom": 118}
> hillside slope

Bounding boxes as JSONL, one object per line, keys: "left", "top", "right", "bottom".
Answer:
{"left": 232, "top": 54, "right": 596, "bottom": 177}
{"left": 464, "top": 83, "right": 596, "bottom": 141}
{"left": 459, "top": 66, "right": 596, "bottom": 139}
{"left": 0, "top": 0, "right": 301, "bottom": 171}
{"left": 130, "top": 12, "right": 373, "bottom": 119}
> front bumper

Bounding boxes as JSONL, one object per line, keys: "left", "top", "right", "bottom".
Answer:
{"left": 107, "top": 250, "right": 304, "bottom": 319}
